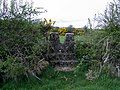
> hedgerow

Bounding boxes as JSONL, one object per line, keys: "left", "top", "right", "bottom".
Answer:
{"left": 0, "top": 0, "right": 49, "bottom": 82}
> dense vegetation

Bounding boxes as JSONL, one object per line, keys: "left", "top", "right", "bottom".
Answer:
{"left": 0, "top": 0, "right": 120, "bottom": 90}
{"left": 1, "top": 67, "right": 120, "bottom": 90}
{"left": 0, "top": 0, "right": 50, "bottom": 83}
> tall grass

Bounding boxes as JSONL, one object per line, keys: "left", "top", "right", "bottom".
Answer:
{"left": 1, "top": 67, "right": 120, "bottom": 90}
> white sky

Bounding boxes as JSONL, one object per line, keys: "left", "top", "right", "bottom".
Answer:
{"left": 32, "top": 0, "right": 112, "bottom": 28}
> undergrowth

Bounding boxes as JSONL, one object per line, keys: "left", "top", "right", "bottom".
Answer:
{"left": 1, "top": 67, "right": 120, "bottom": 90}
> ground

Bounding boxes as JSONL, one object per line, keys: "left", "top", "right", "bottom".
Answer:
{"left": 1, "top": 67, "right": 120, "bottom": 90}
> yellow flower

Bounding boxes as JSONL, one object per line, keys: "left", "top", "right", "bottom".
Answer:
{"left": 58, "top": 28, "right": 67, "bottom": 35}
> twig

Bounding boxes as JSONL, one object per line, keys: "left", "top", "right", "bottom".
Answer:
{"left": 98, "top": 38, "right": 110, "bottom": 77}
{"left": 102, "top": 38, "right": 110, "bottom": 63}
{"left": 116, "top": 65, "right": 120, "bottom": 77}
{"left": 95, "top": 36, "right": 108, "bottom": 46}
{"left": 31, "top": 72, "right": 42, "bottom": 81}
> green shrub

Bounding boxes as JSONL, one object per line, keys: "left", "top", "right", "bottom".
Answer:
{"left": 0, "top": 1, "right": 49, "bottom": 82}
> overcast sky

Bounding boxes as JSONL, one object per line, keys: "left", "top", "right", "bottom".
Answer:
{"left": 32, "top": 0, "right": 112, "bottom": 28}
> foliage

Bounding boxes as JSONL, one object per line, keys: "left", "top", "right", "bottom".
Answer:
{"left": 73, "top": 28, "right": 85, "bottom": 35}
{"left": 57, "top": 27, "right": 85, "bottom": 36}
{"left": 39, "top": 18, "right": 56, "bottom": 42}
{"left": 0, "top": 0, "right": 49, "bottom": 82}
{"left": 0, "top": 0, "right": 120, "bottom": 88}
{"left": 75, "top": 30, "right": 116, "bottom": 79}
{"left": 52, "top": 27, "right": 59, "bottom": 32}
{"left": 58, "top": 27, "right": 67, "bottom": 36}
{"left": 76, "top": 0, "right": 120, "bottom": 79}
{"left": 1, "top": 67, "right": 120, "bottom": 90}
